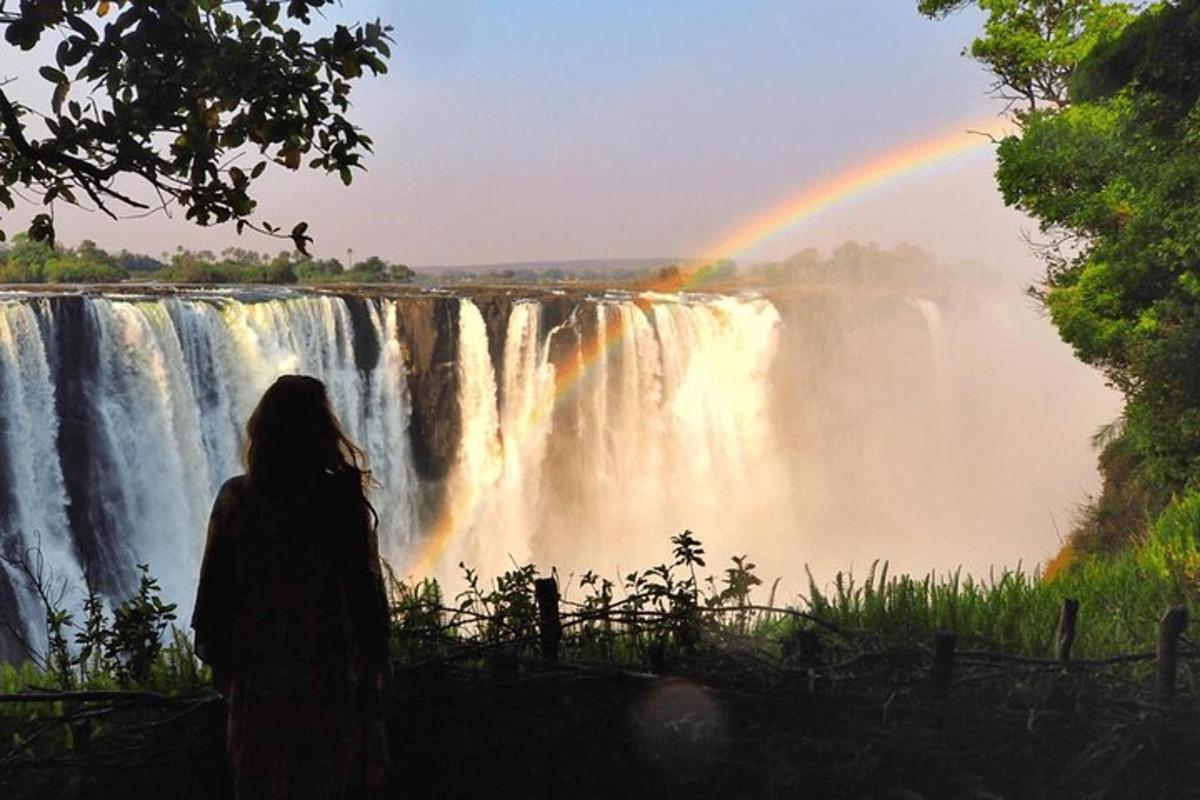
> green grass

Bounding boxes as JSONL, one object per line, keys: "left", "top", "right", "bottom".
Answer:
{"left": 798, "top": 493, "right": 1200, "bottom": 658}
{"left": 3, "top": 493, "right": 1200, "bottom": 706}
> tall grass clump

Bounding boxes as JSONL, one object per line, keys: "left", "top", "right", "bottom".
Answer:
{"left": 801, "top": 492, "right": 1200, "bottom": 658}
{"left": 380, "top": 508, "right": 1200, "bottom": 670}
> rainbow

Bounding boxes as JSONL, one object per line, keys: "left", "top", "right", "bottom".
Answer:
{"left": 405, "top": 115, "right": 1007, "bottom": 575}
{"left": 695, "top": 115, "right": 1006, "bottom": 269}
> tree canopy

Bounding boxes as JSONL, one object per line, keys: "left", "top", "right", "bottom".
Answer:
{"left": 919, "top": 0, "right": 1135, "bottom": 115}
{"left": 0, "top": 0, "right": 390, "bottom": 251}
{"left": 922, "top": 0, "right": 1200, "bottom": 518}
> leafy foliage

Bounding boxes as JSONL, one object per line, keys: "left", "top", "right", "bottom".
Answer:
{"left": 103, "top": 564, "right": 178, "bottom": 687}
{"left": 918, "top": 0, "right": 1135, "bottom": 115}
{"left": 0, "top": 237, "right": 166, "bottom": 280}
{"left": 400, "top": 523, "right": 1200, "bottom": 666}
{"left": 2, "top": 546, "right": 184, "bottom": 692}
{"left": 147, "top": 247, "right": 416, "bottom": 284}
{"left": 924, "top": 0, "right": 1200, "bottom": 504}
{"left": 155, "top": 247, "right": 297, "bottom": 284}
{"left": 0, "top": 0, "right": 391, "bottom": 250}
{"left": 4, "top": 522, "right": 1200, "bottom": 716}
{"left": 0, "top": 239, "right": 416, "bottom": 285}
{"left": 1006, "top": 2, "right": 1200, "bottom": 490}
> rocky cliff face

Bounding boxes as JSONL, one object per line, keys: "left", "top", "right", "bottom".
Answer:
{"left": 393, "top": 296, "right": 462, "bottom": 484}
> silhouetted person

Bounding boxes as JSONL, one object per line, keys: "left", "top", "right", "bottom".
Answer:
{"left": 192, "top": 375, "right": 391, "bottom": 799}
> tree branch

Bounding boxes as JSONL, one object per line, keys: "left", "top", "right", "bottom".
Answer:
{"left": 0, "top": 87, "right": 150, "bottom": 214}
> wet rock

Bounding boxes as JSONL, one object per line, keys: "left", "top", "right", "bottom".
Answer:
{"left": 392, "top": 296, "right": 461, "bottom": 483}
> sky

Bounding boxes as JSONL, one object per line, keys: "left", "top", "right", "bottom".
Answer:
{"left": 2, "top": 1, "right": 1040, "bottom": 275}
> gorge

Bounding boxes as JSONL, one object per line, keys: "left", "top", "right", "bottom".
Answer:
{"left": 0, "top": 269, "right": 1117, "bottom": 662}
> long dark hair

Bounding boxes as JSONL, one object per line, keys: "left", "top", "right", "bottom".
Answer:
{"left": 244, "top": 375, "right": 373, "bottom": 501}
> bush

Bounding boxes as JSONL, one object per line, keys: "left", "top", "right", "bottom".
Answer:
{"left": 43, "top": 257, "right": 126, "bottom": 284}
{"left": 0, "top": 237, "right": 129, "bottom": 284}
{"left": 0, "top": 261, "right": 43, "bottom": 282}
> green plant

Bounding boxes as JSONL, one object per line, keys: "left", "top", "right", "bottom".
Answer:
{"left": 454, "top": 562, "right": 540, "bottom": 649}
{"left": 105, "top": 565, "right": 178, "bottom": 687}
{"left": 5, "top": 520, "right": 1200, "bottom": 714}
{"left": 577, "top": 570, "right": 616, "bottom": 660}
{"left": 0, "top": 550, "right": 190, "bottom": 696}
{"left": 74, "top": 580, "right": 111, "bottom": 685}
{"left": 719, "top": 555, "right": 763, "bottom": 633}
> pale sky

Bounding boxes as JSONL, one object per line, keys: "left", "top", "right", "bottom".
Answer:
{"left": 2, "top": 1, "right": 1040, "bottom": 276}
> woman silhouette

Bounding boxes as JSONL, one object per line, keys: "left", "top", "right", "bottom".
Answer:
{"left": 192, "top": 375, "right": 391, "bottom": 799}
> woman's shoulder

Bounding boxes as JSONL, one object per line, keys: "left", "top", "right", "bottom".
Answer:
{"left": 214, "top": 474, "right": 249, "bottom": 509}
{"left": 217, "top": 471, "right": 361, "bottom": 511}
{"left": 219, "top": 474, "right": 248, "bottom": 494}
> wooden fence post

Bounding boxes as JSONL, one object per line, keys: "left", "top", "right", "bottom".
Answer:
{"left": 534, "top": 577, "right": 562, "bottom": 663}
{"left": 930, "top": 631, "right": 956, "bottom": 696}
{"left": 1056, "top": 598, "right": 1079, "bottom": 662}
{"left": 1157, "top": 606, "right": 1188, "bottom": 701}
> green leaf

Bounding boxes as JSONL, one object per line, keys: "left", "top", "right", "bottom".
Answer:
{"left": 39, "top": 66, "right": 67, "bottom": 85}
{"left": 0, "top": 1, "right": 392, "bottom": 256}
{"left": 66, "top": 15, "right": 99, "bottom": 42}
{"left": 52, "top": 81, "right": 70, "bottom": 115}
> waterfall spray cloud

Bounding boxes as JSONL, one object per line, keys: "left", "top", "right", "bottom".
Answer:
{"left": 407, "top": 116, "right": 1010, "bottom": 575}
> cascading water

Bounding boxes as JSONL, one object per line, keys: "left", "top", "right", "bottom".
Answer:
{"left": 429, "top": 291, "right": 785, "bottom": 577}
{"left": 0, "top": 287, "right": 785, "bottom": 661}
{"left": 0, "top": 291, "right": 425, "bottom": 660}
{"left": 0, "top": 276, "right": 1119, "bottom": 664}
{"left": 0, "top": 300, "right": 83, "bottom": 651}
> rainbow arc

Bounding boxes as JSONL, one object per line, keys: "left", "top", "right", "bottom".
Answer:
{"left": 407, "top": 115, "right": 1008, "bottom": 575}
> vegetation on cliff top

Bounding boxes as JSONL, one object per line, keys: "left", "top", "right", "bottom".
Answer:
{"left": 0, "top": 236, "right": 415, "bottom": 286}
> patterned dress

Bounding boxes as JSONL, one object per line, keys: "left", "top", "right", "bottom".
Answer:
{"left": 192, "top": 473, "right": 391, "bottom": 799}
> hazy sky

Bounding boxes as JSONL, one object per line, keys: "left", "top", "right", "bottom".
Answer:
{"left": 4, "top": 2, "right": 1040, "bottom": 274}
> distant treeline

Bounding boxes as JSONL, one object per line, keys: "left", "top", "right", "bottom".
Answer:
{"left": 0, "top": 237, "right": 990, "bottom": 291}
{"left": 420, "top": 261, "right": 687, "bottom": 285}
{"left": 0, "top": 236, "right": 415, "bottom": 285}
{"left": 736, "top": 242, "right": 985, "bottom": 291}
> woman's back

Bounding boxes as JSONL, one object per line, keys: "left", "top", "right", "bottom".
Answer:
{"left": 191, "top": 375, "right": 391, "bottom": 799}
{"left": 200, "top": 473, "right": 380, "bottom": 697}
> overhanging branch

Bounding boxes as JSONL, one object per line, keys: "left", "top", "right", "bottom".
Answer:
{"left": 0, "top": 87, "right": 151, "bottom": 215}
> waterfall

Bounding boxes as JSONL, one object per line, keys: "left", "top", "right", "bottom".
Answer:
{"left": 492, "top": 302, "right": 556, "bottom": 566}
{"left": 0, "top": 300, "right": 83, "bottom": 655}
{"left": 440, "top": 299, "right": 506, "bottom": 568}
{"left": 0, "top": 288, "right": 783, "bottom": 659}
{"left": 430, "top": 291, "right": 784, "bottom": 578}
{"left": 0, "top": 291, "right": 427, "bottom": 659}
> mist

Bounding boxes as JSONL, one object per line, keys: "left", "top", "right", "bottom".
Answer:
{"left": 419, "top": 242, "right": 1121, "bottom": 596}
{"left": 758, "top": 243, "right": 1120, "bottom": 584}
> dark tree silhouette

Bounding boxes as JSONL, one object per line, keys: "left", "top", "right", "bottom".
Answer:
{"left": 0, "top": 0, "right": 391, "bottom": 251}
